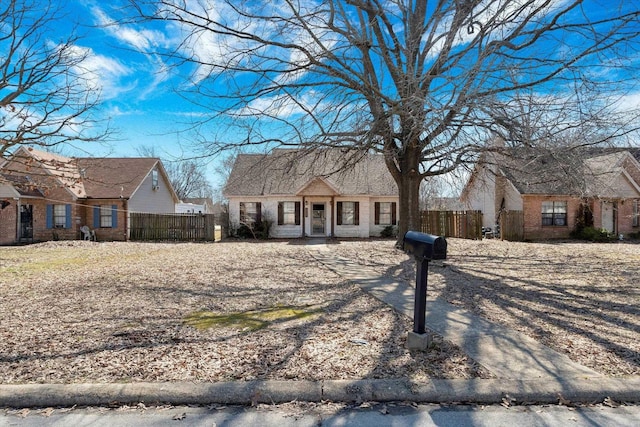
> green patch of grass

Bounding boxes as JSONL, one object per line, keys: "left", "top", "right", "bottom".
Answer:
{"left": 184, "top": 305, "right": 323, "bottom": 331}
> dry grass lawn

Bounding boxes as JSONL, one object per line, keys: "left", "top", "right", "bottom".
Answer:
{"left": 0, "top": 238, "right": 638, "bottom": 384}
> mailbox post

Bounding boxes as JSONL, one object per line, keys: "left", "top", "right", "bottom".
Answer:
{"left": 402, "top": 231, "right": 447, "bottom": 349}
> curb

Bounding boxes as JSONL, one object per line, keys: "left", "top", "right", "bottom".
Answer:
{"left": 2, "top": 377, "right": 639, "bottom": 408}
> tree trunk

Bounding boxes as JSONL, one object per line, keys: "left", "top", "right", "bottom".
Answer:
{"left": 395, "top": 167, "right": 422, "bottom": 247}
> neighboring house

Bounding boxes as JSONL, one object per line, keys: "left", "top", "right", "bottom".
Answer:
{"left": 176, "top": 197, "right": 216, "bottom": 214}
{"left": 0, "top": 147, "right": 179, "bottom": 244}
{"left": 460, "top": 147, "right": 640, "bottom": 240}
{"left": 224, "top": 148, "right": 399, "bottom": 238}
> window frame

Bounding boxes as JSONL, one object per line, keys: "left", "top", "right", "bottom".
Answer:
{"left": 541, "top": 201, "right": 568, "bottom": 226}
{"left": 53, "top": 204, "right": 66, "bottom": 228}
{"left": 337, "top": 201, "right": 360, "bottom": 226}
{"left": 240, "top": 201, "right": 261, "bottom": 225}
{"left": 100, "top": 205, "right": 113, "bottom": 228}
{"left": 633, "top": 199, "right": 639, "bottom": 227}
{"left": 375, "top": 201, "right": 397, "bottom": 225}
{"left": 277, "top": 201, "right": 300, "bottom": 226}
{"left": 151, "top": 169, "right": 159, "bottom": 190}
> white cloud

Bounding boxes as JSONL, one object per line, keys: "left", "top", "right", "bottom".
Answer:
{"left": 66, "top": 44, "right": 133, "bottom": 99}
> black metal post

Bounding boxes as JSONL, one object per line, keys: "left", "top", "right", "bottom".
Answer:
{"left": 413, "top": 258, "right": 429, "bottom": 334}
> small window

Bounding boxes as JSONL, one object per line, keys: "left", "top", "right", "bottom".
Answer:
{"left": 633, "top": 199, "right": 639, "bottom": 227}
{"left": 100, "top": 205, "right": 113, "bottom": 228}
{"left": 376, "top": 202, "right": 396, "bottom": 225}
{"left": 278, "top": 201, "right": 300, "bottom": 225}
{"left": 152, "top": 169, "right": 159, "bottom": 190}
{"left": 337, "top": 201, "right": 359, "bottom": 226}
{"left": 240, "top": 202, "right": 261, "bottom": 224}
{"left": 53, "top": 205, "right": 67, "bottom": 228}
{"left": 541, "top": 201, "right": 567, "bottom": 226}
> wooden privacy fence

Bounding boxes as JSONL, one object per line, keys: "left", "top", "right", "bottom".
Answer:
{"left": 420, "top": 210, "right": 483, "bottom": 239}
{"left": 130, "top": 213, "right": 217, "bottom": 242}
{"left": 500, "top": 210, "right": 524, "bottom": 241}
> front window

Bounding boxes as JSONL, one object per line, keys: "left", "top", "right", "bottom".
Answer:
{"left": 339, "top": 201, "right": 359, "bottom": 225}
{"left": 53, "top": 205, "right": 66, "bottom": 228}
{"left": 378, "top": 202, "right": 393, "bottom": 225}
{"left": 541, "top": 201, "right": 567, "bottom": 226}
{"left": 280, "top": 201, "right": 297, "bottom": 225}
{"left": 240, "top": 202, "right": 260, "bottom": 224}
{"left": 100, "top": 205, "right": 113, "bottom": 228}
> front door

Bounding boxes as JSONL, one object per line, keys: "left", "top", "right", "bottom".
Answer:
{"left": 601, "top": 201, "right": 616, "bottom": 234}
{"left": 20, "top": 204, "right": 33, "bottom": 239}
{"left": 312, "top": 204, "right": 325, "bottom": 235}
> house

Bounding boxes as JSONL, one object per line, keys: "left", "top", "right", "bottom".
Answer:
{"left": 176, "top": 197, "right": 216, "bottom": 214}
{"left": 460, "top": 147, "right": 640, "bottom": 240}
{"left": 224, "top": 148, "right": 399, "bottom": 238}
{"left": 0, "top": 147, "right": 179, "bottom": 244}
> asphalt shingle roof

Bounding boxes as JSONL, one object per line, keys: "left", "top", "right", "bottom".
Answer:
{"left": 224, "top": 149, "right": 398, "bottom": 197}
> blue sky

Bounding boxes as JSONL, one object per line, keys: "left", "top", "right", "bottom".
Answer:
{"left": 24, "top": 0, "right": 640, "bottom": 192}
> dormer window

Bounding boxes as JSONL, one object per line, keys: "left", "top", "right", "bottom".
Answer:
{"left": 152, "top": 169, "right": 159, "bottom": 190}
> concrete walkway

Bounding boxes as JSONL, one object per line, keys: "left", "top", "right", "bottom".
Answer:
{"left": 308, "top": 244, "right": 602, "bottom": 381}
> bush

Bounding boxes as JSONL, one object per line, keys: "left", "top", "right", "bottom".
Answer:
{"left": 236, "top": 220, "right": 271, "bottom": 239}
{"left": 570, "top": 226, "right": 613, "bottom": 242}
{"left": 380, "top": 225, "right": 397, "bottom": 238}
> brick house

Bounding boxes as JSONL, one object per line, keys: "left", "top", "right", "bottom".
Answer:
{"left": 224, "top": 148, "right": 399, "bottom": 238}
{"left": 0, "top": 147, "right": 179, "bottom": 244}
{"left": 460, "top": 147, "right": 640, "bottom": 240}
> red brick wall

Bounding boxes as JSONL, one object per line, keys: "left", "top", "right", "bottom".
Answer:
{"left": 0, "top": 201, "right": 17, "bottom": 245}
{"left": 85, "top": 200, "right": 128, "bottom": 241}
{"left": 618, "top": 200, "right": 637, "bottom": 235}
{"left": 522, "top": 195, "right": 582, "bottom": 240}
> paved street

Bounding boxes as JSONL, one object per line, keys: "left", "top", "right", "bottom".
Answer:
{"left": 2, "top": 402, "right": 640, "bottom": 426}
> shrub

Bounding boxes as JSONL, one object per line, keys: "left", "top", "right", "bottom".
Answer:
{"left": 236, "top": 220, "right": 271, "bottom": 239}
{"left": 570, "top": 226, "right": 612, "bottom": 242}
{"left": 380, "top": 225, "right": 397, "bottom": 238}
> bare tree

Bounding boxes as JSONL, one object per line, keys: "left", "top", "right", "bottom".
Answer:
{"left": 136, "top": 145, "right": 214, "bottom": 200}
{"left": 123, "top": 0, "right": 640, "bottom": 240}
{"left": 0, "top": 0, "right": 108, "bottom": 156}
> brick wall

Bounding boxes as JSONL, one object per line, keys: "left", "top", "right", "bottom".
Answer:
{"left": 0, "top": 202, "right": 17, "bottom": 245}
{"left": 522, "top": 195, "right": 582, "bottom": 240}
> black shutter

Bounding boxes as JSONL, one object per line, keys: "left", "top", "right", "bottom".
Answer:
{"left": 354, "top": 202, "right": 360, "bottom": 225}
{"left": 374, "top": 202, "right": 380, "bottom": 225}
{"left": 391, "top": 202, "right": 397, "bottom": 225}
{"left": 277, "top": 202, "right": 284, "bottom": 225}
{"left": 295, "top": 202, "right": 301, "bottom": 225}
{"left": 336, "top": 202, "right": 342, "bottom": 225}
{"left": 239, "top": 202, "right": 246, "bottom": 223}
{"left": 256, "top": 202, "right": 262, "bottom": 223}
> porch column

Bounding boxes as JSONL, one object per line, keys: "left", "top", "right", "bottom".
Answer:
{"left": 302, "top": 196, "right": 306, "bottom": 237}
{"left": 330, "top": 196, "right": 335, "bottom": 237}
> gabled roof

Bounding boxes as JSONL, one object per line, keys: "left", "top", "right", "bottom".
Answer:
{"left": 76, "top": 157, "right": 163, "bottom": 199}
{"left": 1, "top": 147, "right": 178, "bottom": 201}
{"left": 0, "top": 173, "right": 44, "bottom": 197}
{"left": 485, "top": 147, "right": 640, "bottom": 196}
{"left": 224, "top": 148, "right": 398, "bottom": 197}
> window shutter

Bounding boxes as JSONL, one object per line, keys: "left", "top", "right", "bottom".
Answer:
{"left": 295, "top": 202, "right": 301, "bottom": 225}
{"left": 239, "top": 202, "right": 246, "bottom": 223}
{"left": 112, "top": 205, "right": 118, "bottom": 228}
{"left": 391, "top": 202, "right": 397, "bottom": 225}
{"left": 65, "top": 204, "right": 72, "bottom": 229}
{"left": 93, "top": 206, "right": 100, "bottom": 228}
{"left": 256, "top": 202, "right": 262, "bottom": 223}
{"left": 336, "top": 202, "right": 342, "bottom": 225}
{"left": 374, "top": 202, "right": 380, "bottom": 225}
{"left": 46, "top": 205, "right": 53, "bottom": 229}
{"left": 354, "top": 202, "right": 360, "bottom": 226}
{"left": 277, "top": 202, "right": 284, "bottom": 225}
